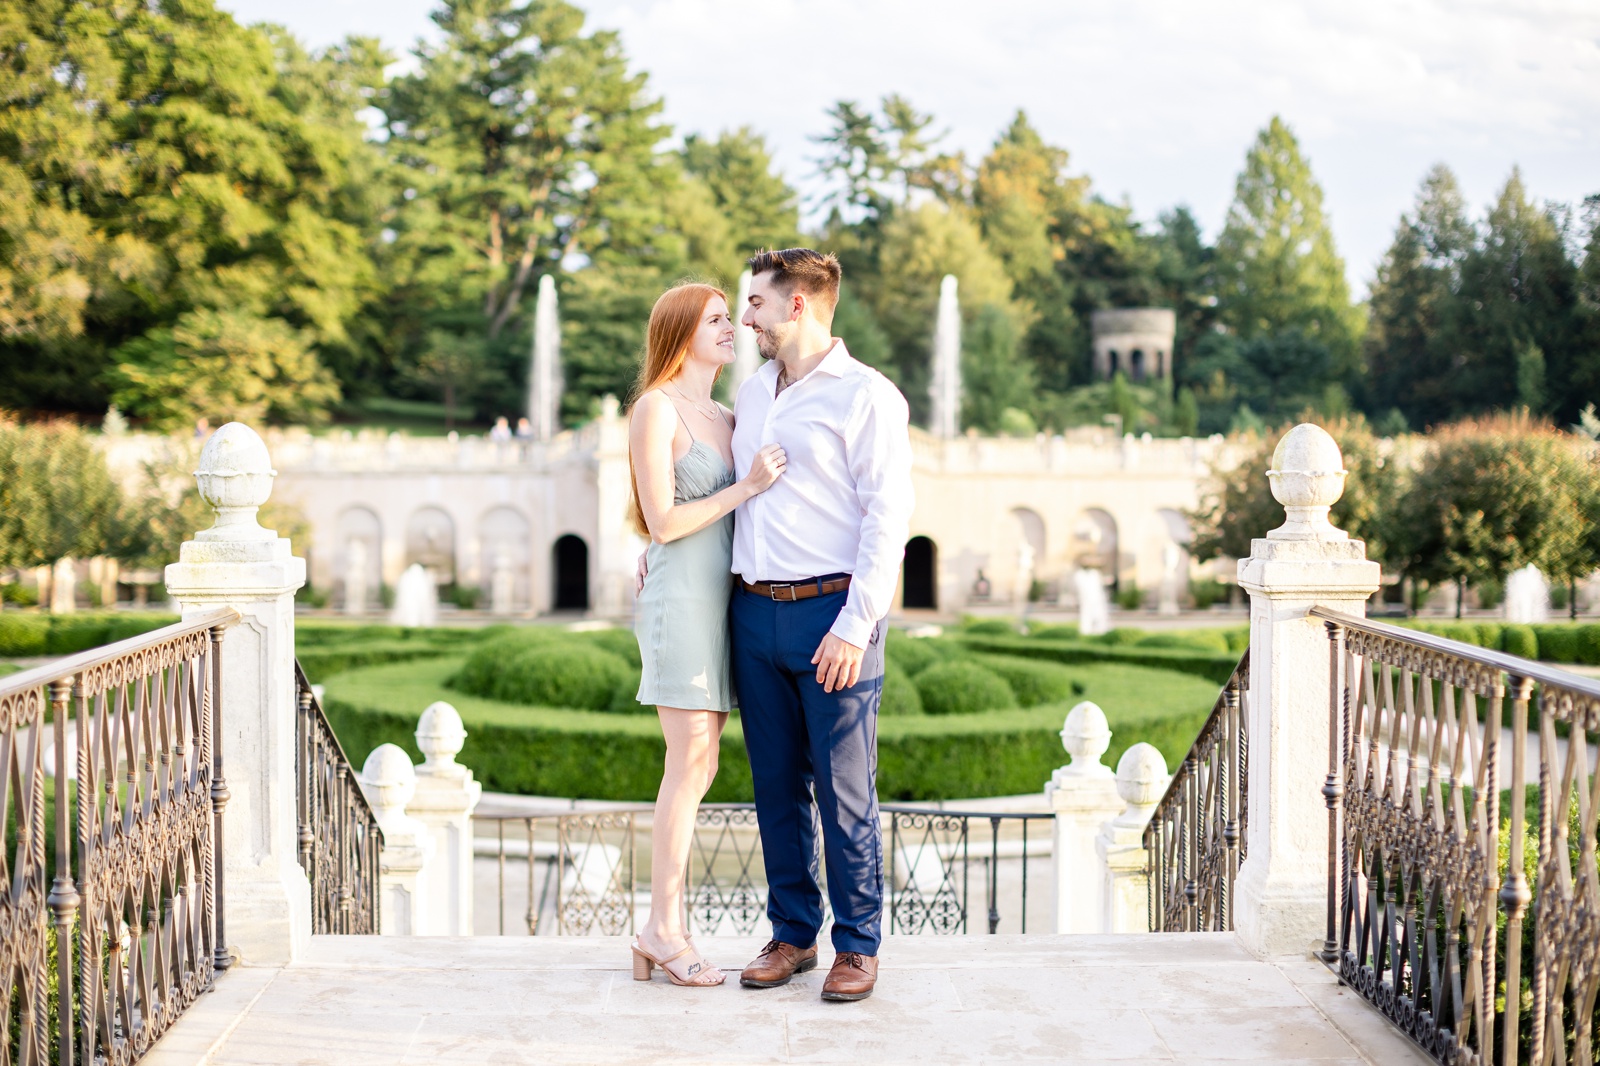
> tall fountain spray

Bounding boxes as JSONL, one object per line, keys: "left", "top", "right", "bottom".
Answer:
{"left": 527, "top": 274, "right": 563, "bottom": 441}
{"left": 1505, "top": 564, "right": 1550, "bottom": 623}
{"left": 730, "top": 269, "right": 760, "bottom": 398}
{"left": 391, "top": 563, "right": 439, "bottom": 628}
{"left": 928, "top": 274, "right": 961, "bottom": 438}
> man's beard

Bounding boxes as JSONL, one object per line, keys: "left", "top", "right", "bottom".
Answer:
{"left": 755, "top": 329, "right": 780, "bottom": 360}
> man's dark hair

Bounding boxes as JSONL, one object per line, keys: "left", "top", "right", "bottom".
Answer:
{"left": 746, "top": 248, "right": 842, "bottom": 318}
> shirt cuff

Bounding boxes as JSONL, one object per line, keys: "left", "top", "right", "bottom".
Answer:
{"left": 829, "top": 610, "right": 874, "bottom": 650}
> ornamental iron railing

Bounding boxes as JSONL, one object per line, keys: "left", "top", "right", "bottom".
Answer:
{"left": 1312, "top": 608, "right": 1600, "bottom": 1066}
{"left": 0, "top": 607, "right": 236, "bottom": 1065}
{"left": 475, "top": 804, "right": 1050, "bottom": 937}
{"left": 1146, "top": 652, "right": 1249, "bottom": 933}
{"left": 294, "top": 663, "right": 382, "bottom": 935}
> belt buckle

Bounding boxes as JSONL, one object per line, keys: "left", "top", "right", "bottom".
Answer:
{"left": 769, "top": 582, "right": 797, "bottom": 602}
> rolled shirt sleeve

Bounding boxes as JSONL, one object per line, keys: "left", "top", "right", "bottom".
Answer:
{"left": 830, "top": 379, "right": 914, "bottom": 648}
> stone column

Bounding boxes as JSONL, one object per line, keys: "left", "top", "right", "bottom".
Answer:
{"left": 164, "top": 423, "right": 313, "bottom": 965}
{"left": 410, "top": 702, "right": 482, "bottom": 935}
{"left": 50, "top": 556, "right": 75, "bottom": 613}
{"left": 1048, "top": 702, "right": 1123, "bottom": 933}
{"left": 1232, "top": 424, "right": 1380, "bottom": 956}
{"left": 1097, "top": 743, "right": 1168, "bottom": 934}
{"left": 358, "top": 745, "right": 434, "bottom": 936}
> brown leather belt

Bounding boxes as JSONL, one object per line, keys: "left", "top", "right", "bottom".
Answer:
{"left": 740, "top": 575, "right": 852, "bottom": 602}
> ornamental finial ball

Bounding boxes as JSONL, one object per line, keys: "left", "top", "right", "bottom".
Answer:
{"left": 1059, "top": 701, "right": 1112, "bottom": 776}
{"left": 416, "top": 701, "right": 467, "bottom": 772}
{"left": 1265, "top": 423, "right": 1350, "bottom": 541}
{"left": 360, "top": 743, "right": 417, "bottom": 821}
{"left": 193, "top": 422, "right": 278, "bottom": 541}
{"left": 1115, "top": 742, "right": 1169, "bottom": 809}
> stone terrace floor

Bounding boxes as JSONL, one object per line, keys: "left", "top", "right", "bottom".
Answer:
{"left": 147, "top": 934, "right": 1432, "bottom": 1065}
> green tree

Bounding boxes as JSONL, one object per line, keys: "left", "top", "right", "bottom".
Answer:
{"left": 961, "top": 303, "right": 1037, "bottom": 433}
{"left": 681, "top": 127, "right": 801, "bottom": 261}
{"left": 0, "top": 418, "right": 127, "bottom": 600}
{"left": 1213, "top": 117, "right": 1362, "bottom": 381}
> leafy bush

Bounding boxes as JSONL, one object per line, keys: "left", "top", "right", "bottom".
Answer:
{"left": 1097, "top": 627, "right": 1147, "bottom": 646}
{"left": 1189, "top": 579, "right": 1231, "bottom": 610}
{"left": 879, "top": 662, "right": 923, "bottom": 715}
{"left": 972, "top": 654, "right": 1083, "bottom": 707}
{"left": 962, "top": 618, "right": 1020, "bottom": 637}
{"left": 1579, "top": 627, "right": 1600, "bottom": 666}
{"left": 1, "top": 583, "right": 39, "bottom": 607}
{"left": 916, "top": 661, "right": 1017, "bottom": 716}
{"left": 1532, "top": 625, "right": 1577, "bottom": 665}
{"left": 1027, "top": 623, "right": 1079, "bottom": 640}
{"left": 588, "top": 626, "right": 643, "bottom": 669}
{"left": 0, "top": 611, "right": 177, "bottom": 657}
{"left": 0, "top": 614, "right": 48, "bottom": 656}
{"left": 298, "top": 642, "right": 455, "bottom": 682}
{"left": 884, "top": 631, "right": 952, "bottom": 676}
{"left": 961, "top": 633, "right": 1240, "bottom": 685}
{"left": 1500, "top": 625, "right": 1537, "bottom": 660}
{"left": 1137, "top": 630, "right": 1231, "bottom": 654}
{"left": 455, "top": 637, "right": 635, "bottom": 712}
{"left": 1115, "top": 583, "right": 1144, "bottom": 611}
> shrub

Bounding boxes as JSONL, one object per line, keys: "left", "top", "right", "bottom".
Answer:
{"left": 1027, "top": 623, "right": 1078, "bottom": 641}
{"left": 1, "top": 584, "right": 39, "bottom": 607}
{"left": 916, "top": 661, "right": 1017, "bottom": 716}
{"left": 1137, "top": 630, "right": 1231, "bottom": 654}
{"left": 1472, "top": 623, "right": 1503, "bottom": 652}
{"left": 1097, "top": 627, "right": 1146, "bottom": 646}
{"left": 588, "top": 626, "right": 643, "bottom": 669}
{"left": 298, "top": 642, "right": 454, "bottom": 682}
{"left": 879, "top": 662, "right": 923, "bottom": 715}
{"left": 963, "top": 618, "right": 1019, "bottom": 637}
{"left": 972, "top": 654, "right": 1082, "bottom": 707}
{"left": 1578, "top": 626, "right": 1600, "bottom": 666}
{"left": 1115, "top": 583, "right": 1144, "bottom": 611}
{"left": 1500, "top": 625, "right": 1537, "bottom": 661}
{"left": 0, "top": 614, "right": 49, "bottom": 656}
{"left": 960, "top": 633, "right": 1239, "bottom": 685}
{"left": 1190, "top": 579, "right": 1231, "bottom": 610}
{"left": 452, "top": 635, "right": 634, "bottom": 712}
{"left": 1532, "top": 625, "right": 1578, "bottom": 664}
{"left": 885, "top": 631, "right": 950, "bottom": 676}
{"left": 1222, "top": 627, "right": 1251, "bottom": 653}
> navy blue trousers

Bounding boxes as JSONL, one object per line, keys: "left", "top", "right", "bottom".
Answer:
{"left": 731, "top": 586, "right": 885, "bottom": 955}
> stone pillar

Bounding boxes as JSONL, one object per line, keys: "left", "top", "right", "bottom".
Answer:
{"left": 593, "top": 394, "right": 635, "bottom": 619}
{"left": 1097, "top": 743, "right": 1168, "bottom": 933}
{"left": 358, "top": 745, "right": 433, "bottom": 936}
{"left": 1232, "top": 424, "right": 1380, "bottom": 956}
{"left": 1048, "top": 702, "right": 1122, "bottom": 933}
{"left": 50, "top": 556, "right": 75, "bottom": 613}
{"left": 164, "top": 423, "right": 313, "bottom": 965}
{"left": 410, "top": 702, "right": 482, "bottom": 935}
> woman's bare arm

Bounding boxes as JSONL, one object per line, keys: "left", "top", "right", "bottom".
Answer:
{"left": 631, "top": 391, "right": 785, "bottom": 545}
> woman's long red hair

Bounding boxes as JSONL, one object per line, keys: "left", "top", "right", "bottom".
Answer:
{"left": 627, "top": 283, "right": 727, "bottom": 536}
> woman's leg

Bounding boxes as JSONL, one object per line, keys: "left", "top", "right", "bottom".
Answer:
{"left": 638, "top": 706, "right": 727, "bottom": 979}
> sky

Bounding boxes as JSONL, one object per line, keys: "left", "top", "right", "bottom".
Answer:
{"left": 219, "top": 0, "right": 1600, "bottom": 297}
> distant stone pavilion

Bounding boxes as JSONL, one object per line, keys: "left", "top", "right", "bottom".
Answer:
{"left": 1091, "top": 308, "right": 1176, "bottom": 383}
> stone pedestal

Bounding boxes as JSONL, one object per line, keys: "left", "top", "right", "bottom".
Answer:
{"left": 1048, "top": 703, "right": 1121, "bottom": 933}
{"left": 50, "top": 556, "right": 75, "bottom": 613}
{"left": 164, "top": 423, "right": 313, "bottom": 965}
{"left": 1232, "top": 425, "right": 1380, "bottom": 957}
{"left": 410, "top": 702, "right": 482, "bottom": 935}
{"left": 359, "top": 745, "right": 434, "bottom": 936}
{"left": 1097, "top": 744, "right": 1168, "bottom": 933}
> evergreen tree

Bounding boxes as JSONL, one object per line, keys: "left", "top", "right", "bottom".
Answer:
{"left": 1363, "top": 165, "right": 1471, "bottom": 428}
{"left": 1214, "top": 117, "right": 1361, "bottom": 380}
{"left": 680, "top": 127, "right": 801, "bottom": 278}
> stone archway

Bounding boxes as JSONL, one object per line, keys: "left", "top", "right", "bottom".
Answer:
{"left": 335, "top": 506, "right": 382, "bottom": 614}
{"left": 479, "top": 506, "right": 531, "bottom": 615}
{"left": 405, "top": 506, "right": 456, "bottom": 585}
{"left": 1073, "top": 507, "right": 1119, "bottom": 595}
{"left": 903, "top": 536, "right": 937, "bottom": 610}
{"left": 552, "top": 534, "right": 589, "bottom": 612}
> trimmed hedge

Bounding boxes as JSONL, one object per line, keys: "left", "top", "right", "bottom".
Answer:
{"left": 961, "top": 634, "right": 1240, "bottom": 685}
{"left": 971, "top": 653, "right": 1084, "bottom": 708}
{"left": 916, "top": 661, "right": 1017, "bottom": 716}
{"left": 0, "top": 612, "right": 178, "bottom": 657}
{"left": 880, "top": 662, "right": 923, "bottom": 715}
{"left": 962, "top": 618, "right": 1022, "bottom": 637}
{"left": 451, "top": 631, "right": 637, "bottom": 712}
{"left": 321, "top": 655, "right": 1221, "bottom": 801}
{"left": 1399, "top": 620, "right": 1600, "bottom": 666}
{"left": 884, "top": 631, "right": 954, "bottom": 676}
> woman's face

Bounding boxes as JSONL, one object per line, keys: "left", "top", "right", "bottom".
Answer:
{"left": 685, "top": 295, "right": 736, "bottom": 369}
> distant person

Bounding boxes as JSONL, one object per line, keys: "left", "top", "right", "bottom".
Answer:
{"left": 193, "top": 416, "right": 210, "bottom": 440}
{"left": 632, "top": 250, "right": 913, "bottom": 1002}
{"left": 626, "top": 283, "right": 786, "bottom": 987}
{"left": 515, "top": 416, "right": 533, "bottom": 440}
{"left": 488, "top": 416, "right": 512, "bottom": 443}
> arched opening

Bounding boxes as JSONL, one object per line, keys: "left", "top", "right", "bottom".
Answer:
{"left": 1072, "top": 507, "right": 1119, "bottom": 596}
{"left": 1107, "top": 349, "right": 1120, "bottom": 377}
{"left": 552, "top": 534, "right": 589, "bottom": 611}
{"left": 903, "top": 536, "right": 937, "bottom": 610}
{"left": 405, "top": 506, "right": 456, "bottom": 585}
{"left": 1130, "top": 349, "right": 1146, "bottom": 381}
{"left": 335, "top": 506, "right": 382, "bottom": 614}
{"left": 479, "top": 506, "right": 531, "bottom": 615}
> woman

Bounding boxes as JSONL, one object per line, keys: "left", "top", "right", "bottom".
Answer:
{"left": 627, "top": 283, "right": 786, "bottom": 986}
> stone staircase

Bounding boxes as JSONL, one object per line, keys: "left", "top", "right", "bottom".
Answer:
{"left": 146, "top": 934, "right": 1429, "bottom": 1065}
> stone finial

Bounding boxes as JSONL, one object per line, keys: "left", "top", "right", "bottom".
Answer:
{"left": 1112, "top": 742, "right": 1169, "bottom": 827}
{"left": 358, "top": 744, "right": 418, "bottom": 828}
{"left": 1265, "top": 424, "right": 1349, "bottom": 542}
{"left": 1058, "top": 701, "right": 1113, "bottom": 778}
{"left": 416, "top": 701, "right": 467, "bottom": 775}
{"left": 193, "top": 423, "right": 278, "bottom": 543}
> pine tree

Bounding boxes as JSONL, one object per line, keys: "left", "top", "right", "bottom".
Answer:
{"left": 1214, "top": 117, "right": 1361, "bottom": 379}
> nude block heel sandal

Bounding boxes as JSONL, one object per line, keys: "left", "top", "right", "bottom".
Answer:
{"left": 630, "top": 939, "right": 724, "bottom": 986}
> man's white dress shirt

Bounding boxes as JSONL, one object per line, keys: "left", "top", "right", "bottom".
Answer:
{"left": 731, "top": 339, "right": 915, "bottom": 649}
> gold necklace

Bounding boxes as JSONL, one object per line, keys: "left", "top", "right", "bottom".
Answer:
{"left": 669, "top": 383, "right": 718, "bottom": 420}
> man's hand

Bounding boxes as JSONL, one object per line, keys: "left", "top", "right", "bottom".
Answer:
{"left": 812, "top": 632, "right": 864, "bottom": 693}
{"left": 634, "top": 551, "right": 649, "bottom": 595}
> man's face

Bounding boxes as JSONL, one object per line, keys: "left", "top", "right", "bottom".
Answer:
{"left": 742, "top": 272, "right": 796, "bottom": 360}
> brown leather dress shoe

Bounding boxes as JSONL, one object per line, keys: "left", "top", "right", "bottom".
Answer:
{"left": 739, "top": 939, "right": 818, "bottom": 988}
{"left": 821, "top": 951, "right": 878, "bottom": 1001}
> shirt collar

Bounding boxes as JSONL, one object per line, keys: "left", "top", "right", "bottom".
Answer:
{"left": 814, "top": 339, "right": 852, "bottom": 377}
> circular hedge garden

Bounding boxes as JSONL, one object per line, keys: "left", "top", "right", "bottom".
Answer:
{"left": 308, "top": 619, "right": 1228, "bottom": 802}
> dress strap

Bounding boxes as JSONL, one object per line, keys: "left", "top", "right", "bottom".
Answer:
{"left": 664, "top": 391, "right": 699, "bottom": 445}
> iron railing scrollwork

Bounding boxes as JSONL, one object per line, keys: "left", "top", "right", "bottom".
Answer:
{"left": 294, "top": 663, "right": 382, "bottom": 935}
{"left": 0, "top": 606, "right": 236, "bottom": 1065}
{"left": 476, "top": 805, "right": 1049, "bottom": 937}
{"left": 1312, "top": 607, "right": 1600, "bottom": 1066}
{"left": 1145, "top": 651, "right": 1249, "bottom": 932}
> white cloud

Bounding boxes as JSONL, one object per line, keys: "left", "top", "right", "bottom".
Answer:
{"left": 220, "top": 0, "right": 1600, "bottom": 294}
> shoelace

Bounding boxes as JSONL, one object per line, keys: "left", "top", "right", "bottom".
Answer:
{"left": 835, "top": 951, "right": 867, "bottom": 971}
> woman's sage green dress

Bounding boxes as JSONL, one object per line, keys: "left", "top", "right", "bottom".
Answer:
{"left": 634, "top": 438, "right": 735, "bottom": 712}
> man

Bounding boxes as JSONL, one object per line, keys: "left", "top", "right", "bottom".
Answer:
{"left": 729, "top": 248, "right": 913, "bottom": 1002}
